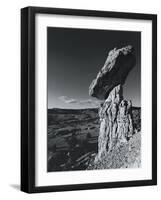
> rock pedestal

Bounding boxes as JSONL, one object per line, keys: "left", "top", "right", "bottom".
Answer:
{"left": 89, "top": 46, "right": 136, "bottom": 162}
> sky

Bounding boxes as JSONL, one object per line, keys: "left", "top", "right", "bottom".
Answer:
{"left": 47, "top": 27, "right": 141, "bottom": 109}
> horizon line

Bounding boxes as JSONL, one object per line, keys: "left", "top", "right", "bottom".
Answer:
{"left": 48, "top": 106, "right": 141, "bottom": 110}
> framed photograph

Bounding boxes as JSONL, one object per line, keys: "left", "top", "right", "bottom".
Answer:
{"left": 21, "top": 6, "right": 157, "bottom": 193}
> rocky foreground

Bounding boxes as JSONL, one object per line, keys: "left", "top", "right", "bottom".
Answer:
{"left": 88, "top": 131, "right": 141, "bottom": 170}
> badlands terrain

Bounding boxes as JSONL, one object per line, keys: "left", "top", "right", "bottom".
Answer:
{"left": 47, "top": 107, "right": 140, "bottom": 172}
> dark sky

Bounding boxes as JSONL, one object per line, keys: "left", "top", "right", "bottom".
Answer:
{"left": 47, "top": 27, "right": 141, "bottom": 109}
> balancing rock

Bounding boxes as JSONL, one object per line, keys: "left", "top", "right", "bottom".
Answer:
{"left": 89, "top": 45, "right": 136, "bottom": 100}
{"left": 89, "top": 46, "right": 136, "bottom": 162}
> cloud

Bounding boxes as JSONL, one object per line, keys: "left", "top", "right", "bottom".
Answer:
{"left": 79, "top": 99, "right": 100, "bottom": 107}
{"left": 59, "top": 96, "right": 77, "bottom": 104}
{"left": 58, "top": 96, "right": 101, "bottom": 107}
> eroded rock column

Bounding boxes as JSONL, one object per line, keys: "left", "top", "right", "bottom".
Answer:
{"left": 96, "top": 84, "right": 133, "bottom": 161}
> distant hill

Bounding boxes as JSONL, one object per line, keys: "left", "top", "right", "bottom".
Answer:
{"left": 48, "top": 107, "right": 140, "bottom": 130}
{"left": 48, "top": 107, "right": 98, "bottom": 116}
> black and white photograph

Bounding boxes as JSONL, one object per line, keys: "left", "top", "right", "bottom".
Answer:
{"left": 47, "top": 27, "right": 141, "bottom": 172}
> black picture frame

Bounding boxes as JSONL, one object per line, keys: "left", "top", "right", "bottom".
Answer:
{"left": 21, "top": 6, "right": 157, "bottom": 193}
